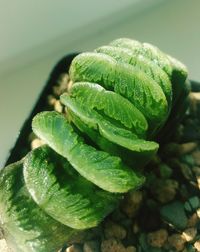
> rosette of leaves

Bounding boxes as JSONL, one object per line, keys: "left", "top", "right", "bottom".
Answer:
{"left": 0, "top": 38, "right": 189, "bottom": 252}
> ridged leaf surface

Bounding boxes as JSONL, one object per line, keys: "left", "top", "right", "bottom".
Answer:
{"left": 66, "top": 82, "right": 148, "bottom": 137}
{"left": 95, "top": 45, "right": 172, "bottom": 107}
{"left": 61, "top": 92, "right": 158, "bottom": 153}
{"left": 24, "top": 145, "right": 119, "bottom": 229}
{"left": 0, "top": 161, "right": 76, "bottom": 252}
{"left": 109, "top": 38, "right": 173, "bottom": 77}
{"left": 69, "top": 52, "right": 168, "bottom": 129}
{"left": 32, "top": 111, "right": 145, "bottom": 193}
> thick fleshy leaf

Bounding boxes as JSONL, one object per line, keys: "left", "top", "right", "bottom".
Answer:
{"left": 109, "top": 38, "right": 188, "bottom": 105}
{"left": 24, "top": 145, "right": 120, "bottom": 229}
{"left": 69, "top": 52, "right": 168, "bottom": 130}
{"left": 32, "top": 111, "right": 145, "bottom": 193}
{"left": 109, "top": 38, "right": 173, "bottom": 77}
{"left": 143, "top": 42, "right": 173, "bottom": 77}
{"left": 95, "top": 45, "right": 172, "bottom": 108}
{"left": 68, "top": 82, "right": 148, "bottom": 138}
{"left": 61, "top": 92, "right": 158, "bottom": 153}
{"left": 66, "top": 109, "right": 159, "bottom": 168}
{"left": 0, "top": 161, "right": 76, "bottom": 252}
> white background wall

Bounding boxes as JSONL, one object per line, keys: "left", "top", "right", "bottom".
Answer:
{"left": 0, "top": 0, "right": 200, "bottom": 167}
{"left": 0, "top": 0, "right": 142, "bottom": 63}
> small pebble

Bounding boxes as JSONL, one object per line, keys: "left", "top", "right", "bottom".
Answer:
{"left": 197, "top": 208, "right": 200, "bottom": 218}
{"left": 54, "top": 100, "right": 63, "bottom": 113}
{"left": 179, "top": 142, "right": 198, "bottom": 155}
{"left": 147, "top": 229, "right": 168, "bottom": 248}
{"left": 126, "top": 246, "right": 136, "bottom": 252}
{"left": 151, "top": 179, "right": 178, "bottom": 203}
{"left": 190, "top": 92, "right": 200, "bottom": 116}
{"left": 181, "top": 154, "right": 195, "bottom": 167}
{"left": 160, "top": 201, "right": 188, "bottom": 230}
{"left": 187, "top": 213, "right": 199, "bottom": 227}
{"left": 53, "top": 85, "right": 65, "bottom": 97}
{"left": 132, "top": 221, "right": 140, "bottom": 234}
{"left": 101, "top": 239, "right": 126, "bottom": 252}
{"left": 197, "top": 176, "right": 200, "bottom": 189}
{"left": 67, "top": 80, "right": 73, "bottom": 91}
{"left": 121, "top": 190, "right": 143, "bottom": 218}
{"left": 138, "top": 233, "right": 149, "bottom": 251}
{"left": 192, "top": 150, "right": 200, "bottom": 166}
{"left": 189, "top": 180, "right": 199, "bottom": 189}
{"left": 31, "top": 138, "right": 45, "bottom": 149}
{"left": 52, "top": 86, "right": 60, "bottom": 96}
{"left": 57, "top": 73, "right": 69, "bottom": 92}
{"left": 188, "top": 196, "right": 200, "bottom": 210}
{"left": 47, "top": 95, "right": 57, "bottom": 106}
{"left": 168, "top": 234, "right": 186, "bottom": 251}
{"left": 159, "top": 163, "right": 173, "bottom": 179}
{"left": 182, "top": 227, "right": 197, "bottom": 242}
{"left": 185, "top": 201, "right": 193, "bottom": 212}
{"left": 104, "top": 221, "right": 126, "bottom": 240}
{"left": 193, "top": 166, "right": 200, "bottom": 176}
{"left": 83, "top": 240, "right": 99, "bottom": 252}
{"left": 179, "top": 163, "right": 193, "bottom": 180}
{"left": 194, "top": 240, "right": 200, "bottom": 251}
{"left": 66, "top": 244, "right": 82, "bottom": 252}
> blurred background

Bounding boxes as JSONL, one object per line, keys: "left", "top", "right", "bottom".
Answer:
{"left": 0, "top": 0, "right": 200, "bottom": 167}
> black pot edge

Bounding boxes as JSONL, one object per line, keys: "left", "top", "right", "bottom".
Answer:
{"left": 4, "top": 52, "right": 79, "bottom": 167}
{"left": 4, "top": 53, "right": 200, "bottom": 167}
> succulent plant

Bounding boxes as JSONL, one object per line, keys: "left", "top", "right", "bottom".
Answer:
{"left": 0, "top": 38, "right": 189, "bottom": 252}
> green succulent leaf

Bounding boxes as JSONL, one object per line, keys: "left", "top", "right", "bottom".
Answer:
{"left": 109, "top": 38, "right": 188, "bottom": 106}
{"left": 60, "top": 91, "right": 158, "bottom": 154}
{"left": 69, "top": 52, "right": 168, "bottom": 130}
{"left": 109, "top": 38, "right": 173, "bottom": 77}
{"left": 24, "top": 145, "right": 120, "bottom": 229}
{"left": 66, "top": 109, "right": 159, "bottom": 168}
{"left": 65, "top": 82, "right": 148, "bottom": 137}
{"left": 0, "top": 161, "right": 76, "bottom": 252}
{"left": 95, "top": 45, "right": 172, "bottom": 107}
{"left": 32, "top": 111, "right": 145, "bottom": 193}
